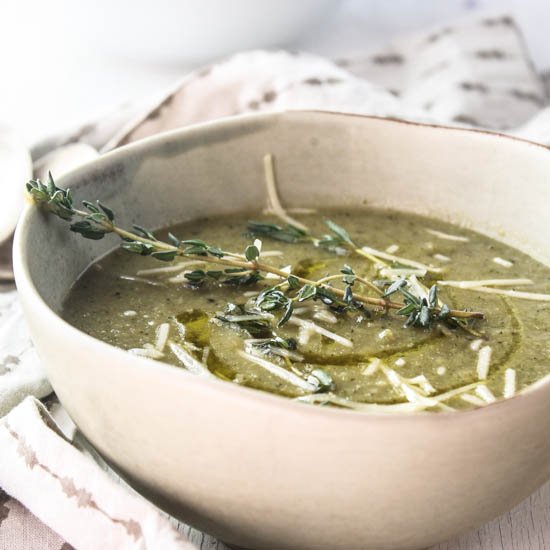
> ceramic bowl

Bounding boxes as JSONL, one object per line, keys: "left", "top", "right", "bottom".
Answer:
{"left": 13, "top": 111, "right": 550, "bottom": 550}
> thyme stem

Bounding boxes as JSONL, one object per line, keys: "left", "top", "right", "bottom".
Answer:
{"left": 67, "top": 209, "right": 485, "bottom": 318}
{"left": 27, "top": 175, "right": 485, "bottom": 324}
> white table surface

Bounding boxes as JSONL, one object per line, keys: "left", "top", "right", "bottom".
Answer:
{"left": 2, "top": 1, "right": 550, "bottom": 548}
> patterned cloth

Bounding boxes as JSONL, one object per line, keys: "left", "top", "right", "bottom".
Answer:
{"left": 2, "top": 12, "right": 550, "bottom": 550}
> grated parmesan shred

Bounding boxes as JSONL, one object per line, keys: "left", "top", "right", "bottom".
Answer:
{"left": 137, "top": 260, "right": 205, "bottom": 277}
{"left": 288, "top": 317, "right": 353, "bottom": 348}
{"left": 260, "top": 250, "right": 283, "bottom": 257}
{"left": 438, "top": 278, "right": 533, "bottom": 289}
{"left": 433, "top": 253, "right": 451, "bottom": 263}
{"left": 313, "top": 309, "right": 338, "bottom": 324}
{"left": 493, "top": 257, "right": 513, "bottom": 268}
{"left": 378, "top": 328, "right": 393, "bottom": 341}
{"left": 476, "top": 346, "right": 492, "bottom": 380}
{"left": 460, "top": 394, "right": 486, "bottom": 407}
{"left": 454, "top": 286, "right": 550, "bottom": 302}
{"left": 168, "top": 341, "right": 216, "bottom": 379}
{"left": 425, "top": 228, "right": 469, "bottom": 242}
{"left": 470, "top": 339, "right": 484, "bottom": 352}
{"left": 297, "top": 393, "right": 438, "bottom": 413}
{"left": 360, "top": 245, "right": 443, "bottom": 274}
{"left": 265, "top": 265, "right": 292, "bottom": 280}
{"left": 120, "top": 275, "right": 163, "bottom": 286}
{"left": 263, "top": 154, "right": 309, "bottom": 232}
{"left": 238, "top": 350, "right": 316, "bottom": 392}
{"left": 504, "top": 369, "right": 517, "bottom": 398}
{"left": 128, "top": 347, "right": 164, "bottom": 359}
{"left": 362, "top": 358, "right": 381, "bottom": 376}
{"left": 475, "top": 385, "right": 496, "bottom": 403}
{"left": 154, "top": 323, "right": 170, "bottom": 352}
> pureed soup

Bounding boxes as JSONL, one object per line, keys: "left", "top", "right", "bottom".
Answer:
{"left": 60, "top": 205, "right": 550, "bottom": 413}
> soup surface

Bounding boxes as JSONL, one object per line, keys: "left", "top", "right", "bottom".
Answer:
{"left": 62, "top": 208, "right": 550, "bottom": 412}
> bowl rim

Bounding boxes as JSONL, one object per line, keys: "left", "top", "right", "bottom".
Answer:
{"left": 13, "top": 109, "right": 550, "bottom": 422}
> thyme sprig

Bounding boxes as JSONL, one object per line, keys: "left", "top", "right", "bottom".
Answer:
{"left": 249, "top": 218, "right": 391, "bottom": 268}
{"left": 246, "top": 221, "right": 309, "bottom": 244}
{"left": 26, "top": 174, "right": 484, "bottom": 330}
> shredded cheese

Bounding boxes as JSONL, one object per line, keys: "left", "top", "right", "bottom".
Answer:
{"left": 263, "top": 154, "right": 309, "bottom": 232}
{"left": 265, "top": 264, "right": 291, "bottom": 280}
{"left": 504, "top": 368, "right": 516, "bottom": 398}
{"left": 137, "top": 260, "right": 205, "bottom": 277}
{"left": 385, "top": 244, "right": 399, "bottom": 254}
{"left": 362, "top": 358, "right": 381, "bottom": 376}
{"left": 470, "top": 339, "right": 484, "bottom": 352}
{"left": 313, "top": 309, "right": 338, "bottom": 324}
{"left": 378, "top": 328, "right": 393, "bottom": 341}
{"left": 460, "top": 394, "right": 486, "bottom": 407}
{"left": 433, "top": 253, "right": 451, "bottom": 263}
{"left": 394, "top": 358, "right": 406, "bottom": 367}
{"left": 493, "top": 257, "right": 513, "bottom": 268}
{"left": 120, "top": 275, "right": 163, "bottom": 286}
{"left": 297, "top": 393, "right": 437, "bottom": 413}
{"left": 438, "top": 278, "right": 533, "bottom": 289}
{"left": 381, "top": 365, "right": 438, "bottom": 406}
{"left": 297, "top": 325, "right": 314, "bottom": 346}
{"left": 168, "top": 341, "right": 216, "bottom": 378}
{"left": 154, "top": 323, "right": 170, "bottom": 352}
{"left": 287, "top": 207, "right": 317, "bottom": 214}
{"left": 128, "top": 348, "right": 164, "bottom": 359}
{"left": 260, "top": 250, "right": 283, "bottom": 257}
{"left": 476, "top": 346, "right": 492, "bottom": 380}
{"left": 451, "top": 286, "right": 550, "bottom": 302}
{"left": 360, "top": 245, "right": 443, "bottom": 274}
{"left": 224, "top": 313, "right": 273, "bottom": 323}
{"left": 408, "top": 375, "right": 436, "bottom": 395}
{"left": 380, "top": 267, "right": 427, "bottom": 279}
{"left": 239, "top": 350, "right": 316, "bottom": 392}
{"left": 425, "top": 228, "right": 469, "bottom": 242}
{"left": 288, "top": 317, "right": 353, "bottom": 348}
{"left": 475, "top": 385, "right": 496, "bottom": 403}
{"left": 123, "top": 310, "right": 137, "bottom": 317}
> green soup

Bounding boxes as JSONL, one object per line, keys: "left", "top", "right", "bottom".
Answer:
{"left": 62, "top": 208, "right": 550, "bottom": 412}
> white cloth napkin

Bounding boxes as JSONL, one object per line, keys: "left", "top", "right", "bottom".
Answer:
{"left": 0, "top": 292, "right": 50, "bottom": 418}
{"left": 1, "top": 12, "right": 550, "bottom": 550}
{"left": 0, "top": 397, "right": 192, "bottom": 550}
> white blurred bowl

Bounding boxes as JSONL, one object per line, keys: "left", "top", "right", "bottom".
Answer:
{"left": 63, "top": 0, "right": 342, "bottom": 64}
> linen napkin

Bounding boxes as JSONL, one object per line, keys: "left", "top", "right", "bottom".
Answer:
{"left": 1, "top": 12, "right": 550, "bottom": 550}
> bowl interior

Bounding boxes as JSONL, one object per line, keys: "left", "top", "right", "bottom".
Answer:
{"left": 21, "top": 111, "right": 550, "bottom": 315}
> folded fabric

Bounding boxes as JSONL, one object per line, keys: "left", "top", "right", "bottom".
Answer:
{"left": 106, "top": 13, "right": 547, "bottom": 149}
{"left": 0, "top": 397, "right": 192, "bottom": 549}
{"left": 0, "top": 291, "right": 51, "bottom": 418}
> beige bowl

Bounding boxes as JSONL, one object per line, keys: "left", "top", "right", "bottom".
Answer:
{"left": 13, "top": 111, "right": 550, "bottom": 550}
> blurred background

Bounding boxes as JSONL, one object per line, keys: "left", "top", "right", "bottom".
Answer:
{"left": 2, "top": 0, "right": 549, "bottom": 144}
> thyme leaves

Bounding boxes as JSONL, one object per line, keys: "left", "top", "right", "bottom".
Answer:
{"left": 27, "top": 174, "right": 485, "bottom": 335}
